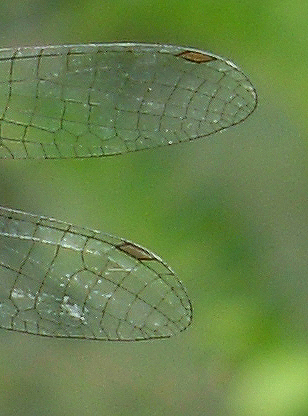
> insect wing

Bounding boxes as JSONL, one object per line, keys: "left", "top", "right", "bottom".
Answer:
{"left": 0, "top": 43, "right": 257, "bottom": 159}
{"left": 0, "top": 207, "right": 192, "bottom": 340}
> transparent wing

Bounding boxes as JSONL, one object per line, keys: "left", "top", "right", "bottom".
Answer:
{"left": 0, "top": 43, "right": 257, "bottom": 159}
{"left": 0, "top": 207, "right": 192, "bottom": 340}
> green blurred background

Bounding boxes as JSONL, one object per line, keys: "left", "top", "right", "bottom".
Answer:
{"left": 0, "top": 0, "right": 307, "bottom": 415}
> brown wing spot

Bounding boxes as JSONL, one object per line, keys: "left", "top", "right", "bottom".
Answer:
{"left": 118, "top": 243, "right": 154, "bottom": 260}
{"left": 177, "top": 50, "right": 215, "bottom": 63}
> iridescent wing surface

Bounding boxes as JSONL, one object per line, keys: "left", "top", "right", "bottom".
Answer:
{"left": 0, "top": 43, "right": 257, "bottom": 159}
{"left": 0, "top": 207, "right": 192, "bottom": 340}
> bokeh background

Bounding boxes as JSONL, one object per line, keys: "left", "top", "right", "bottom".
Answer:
{"left": 0, "top": 1, "right": 307, "bottom": 415}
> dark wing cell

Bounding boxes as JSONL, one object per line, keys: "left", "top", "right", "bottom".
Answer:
{"left": 0, "top": 43, "right": 257, "bottom": 159}
{"left": 0, "top": 207, "right": 192, "bottom": 340}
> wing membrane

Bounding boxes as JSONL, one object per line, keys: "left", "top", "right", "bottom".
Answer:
{"left": 0, "top": 43, "right": 257, "bottom": 340}
{"left": 0, "top": 43, "right": 257, "bottom": 159}
{"left": 0, "top": 206, "right": 192, "bottom": 340}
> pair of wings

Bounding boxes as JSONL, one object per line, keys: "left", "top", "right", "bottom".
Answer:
{"left": 0, "top": 43, "right": 257, "bottom": 340}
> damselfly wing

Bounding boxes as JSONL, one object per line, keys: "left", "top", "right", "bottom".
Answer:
{"left": 0, "top": 43, "right": 257, "bottom": 340}
{"left": 0, "top": 43, "right": 257, "bottom": 159}
{"left": 0, "top": 207, "right": 191, "bottom": 340}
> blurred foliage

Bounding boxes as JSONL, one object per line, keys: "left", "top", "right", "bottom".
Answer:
{"left": 0, "top": 0, "right": 308, "bottom": 415}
